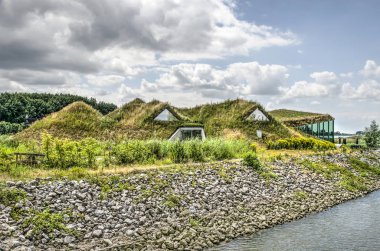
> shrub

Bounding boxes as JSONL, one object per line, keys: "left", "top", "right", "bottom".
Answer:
{"left": 267, "top": 137, "right": 336, "bottom": 151}
{"left": 42, "top": 133, "right": 102, "bottom": 169}
{"left": 243, "top": 152, "right": 261, "bottom": 170}
{"left": 113, "top": 140, "right": 153, "bottom": 164}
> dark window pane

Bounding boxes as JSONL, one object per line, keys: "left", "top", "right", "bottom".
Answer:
{"left": 192, "top": 130, "right": 202, "bottom": 139}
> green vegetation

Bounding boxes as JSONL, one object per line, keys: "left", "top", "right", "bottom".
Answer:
{"left": 17, "top": 102, "right": 106, "bottom": 140}
{"left": 189, "top": 218, "right": 201, "bottom": 228}
{"left": 364, "top": 120, "right": 380, "bottom": 148}
{"left": 269, "top": 109, "right": 334, "bottom": 127}
{"left": 260, "top": 170, "right": 278, "bottom": 180}
{"left": 0, "top": 121, "right": 24, "bottom": 135}
{"left": 163, "top": 193, "right": 182, "bottom": 208}
{"left": 0, "top": 186, "right": 27, "bottom": 206}
{"left": 0, "top": 92, "right": 116, "bottom": 135}
{"left": 42, "top": 133, "right": 102, "bottom": 169}
{"left": 349, "top": 157, "right": 380, "bottom": 176}
{"left": 22, "top": 208, "right": 76, "bottom": 237}
{"left": 270, "top": 109, "right": 323, "bottom": 120}
{"left": 113, "top": 138, "right": 250, "bottom": 164}
{"left": 301, "top": 159, "right": 368, "bottom": 191}
{"left": 267, "top": 137, "right": 336, "bottom": 151}
{"left": 243, "top": 152, "right": 261, "bottom": 170}
{"left": 179, "top": 99, "right": 292, "bottom": 141}
{"left": 294, "top": 191, "right": 308, "bottom": 200}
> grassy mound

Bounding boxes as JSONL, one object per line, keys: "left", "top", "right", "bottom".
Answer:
{"left": 17, "top": 102, "right": 104, "bottom": 140}
{"left": 179, "top": 99, "right": 292, "bottom": 140}
{"left": 106, "top": 99, "right": 198, "bottom": 140}
{"left": 16, "top": 99, "right": 319, "bottom": 142}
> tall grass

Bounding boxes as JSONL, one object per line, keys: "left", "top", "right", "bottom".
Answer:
{"left": 0, "top": 134, "right": 252, "bottom": 170}
{"left": 113, "top": 138, "right": 251, "bottom": 164}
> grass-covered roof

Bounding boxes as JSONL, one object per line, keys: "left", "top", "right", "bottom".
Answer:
{"left": 18, "top": 99, "right": 320, "bottom": 141}
{"left": 269, "top": 109, "right": 334, "bottom": 127}
{"left": 178, "top": 99, "right": 292, "bottom": 140}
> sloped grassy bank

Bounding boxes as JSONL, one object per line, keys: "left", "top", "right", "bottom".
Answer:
{"left": 1, "top": 151, "right": 380, "bottom": 251}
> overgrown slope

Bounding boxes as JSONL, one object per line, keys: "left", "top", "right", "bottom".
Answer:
{"left": 16, "top": 99, "right": 308, "bottom": 141}
{"left": 108, "top": 99, "right": 198, "bottom": 140}
{"left": 16, "top": 102, "right": 105, "bottom": 140}
{"left": 179, "top": 99, "right": 292, "bottom": 140}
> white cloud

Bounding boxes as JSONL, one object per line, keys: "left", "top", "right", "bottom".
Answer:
{"left": 279, "top": 81, "right": 329, "bottom": 102}
{"left": 86, "top": 74, "right": 126, "bottom": 87}
{"left": 0, "top": 78, "right": 27, "bottom": 92}
{"left": 361, "top": 60, "right": 380, "bottom": 79}
{"left": 140, "top": 62, "right": 289, "bottom": 99}
{"left": 0, "top": 0, "right": 298, "bottom": 73}
{"left": 341, "top": 80, "right": 380, "bottom": 101}
{"left": 276, "top": 71, "right": 338, "bottom": 103}
{"left": 310, "top": 71, "right": 338, "bottom": 84}
{"left": 340, "top": 72, "right": 353, "bottom": 78}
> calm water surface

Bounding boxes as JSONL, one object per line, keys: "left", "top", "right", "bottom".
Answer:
{"left": 209, "top": 190, "right": 380, "bottom": 251}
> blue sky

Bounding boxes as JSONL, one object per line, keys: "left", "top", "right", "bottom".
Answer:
{"left": 239, "top": 0, "right": 380, "bottom": 72}
{"left": 0, "top": 0, "right": 379, "bottom": 132}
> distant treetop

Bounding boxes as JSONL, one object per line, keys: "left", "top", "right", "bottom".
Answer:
{"left": 0, "top": 92, "right": 117, "bottom": 125}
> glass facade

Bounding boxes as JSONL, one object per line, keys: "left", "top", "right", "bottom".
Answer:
{"left": 181, "top": 129, "right": 203, "bottom": 140}
{"left": 297, "top": 120, "right": 334, "bottom": 142}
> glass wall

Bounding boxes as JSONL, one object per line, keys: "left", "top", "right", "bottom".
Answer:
{"left": 297, "top": 120, "right": 334, "bottom": 142}
{"left": 180, "top": 129, "right": 203, "bottom": 140}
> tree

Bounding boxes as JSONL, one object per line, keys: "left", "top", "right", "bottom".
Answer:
{"left": 364, "top": 120, "right": 380, "bottom": 148}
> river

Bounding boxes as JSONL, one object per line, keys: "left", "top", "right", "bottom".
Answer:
{"left": 209, "top": 190, "right": 380, "bottom": 251}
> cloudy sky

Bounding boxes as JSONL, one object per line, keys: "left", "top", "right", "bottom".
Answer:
{"left": 1, "top": 0, "right": 379, "bottom": 132}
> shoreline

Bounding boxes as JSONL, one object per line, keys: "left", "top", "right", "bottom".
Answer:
{"left": 1, "top": 151, "right": 380, "bottom": 250}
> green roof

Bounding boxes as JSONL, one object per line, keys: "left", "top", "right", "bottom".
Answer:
{"left": 269, "top": 109, "right": 334, "bottom": 127}
{"left": 20, "top": 99, "right": 333, "bottom": 141}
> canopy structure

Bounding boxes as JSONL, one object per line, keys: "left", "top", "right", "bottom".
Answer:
{"left": 269, "top": 109, "right": 335, "bottom": 142}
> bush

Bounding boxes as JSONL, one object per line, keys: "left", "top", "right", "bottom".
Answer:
{"left": 267, "top": 137, "right": 336, "bottom": 151}
{"left": 243, "top": 152, "right": 261, "bottom": 170}
{"left": 113, "top": 140, "right": 153, "bottom": 164}
{"left": 42, "top": 133, "right": 101, "bottom": 169}
{"left": 0, "top": 121, "right": 23, "bottom": 135}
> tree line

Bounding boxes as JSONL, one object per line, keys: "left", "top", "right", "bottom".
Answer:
{"left": 0, "top": 93, "right": 117, "bottom": 134}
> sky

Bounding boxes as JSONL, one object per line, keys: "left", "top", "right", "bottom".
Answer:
{"left": 0, "top": 0, "right": 379, "bottom": 133}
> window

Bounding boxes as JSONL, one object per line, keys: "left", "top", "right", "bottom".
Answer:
{"left": 247, "top": 108, "right": 269, "bottom": 121}
{"left": 154, "top": 109, "right": 178, "bottom": 121}
{"left": 169, "top": 127, "right": 205, "bottom": 141}
{"left": 296, "top": 120, "right": 334, "bottom": 142}
{"left": 181, "top": 129, "right": 203, "bottom": 140}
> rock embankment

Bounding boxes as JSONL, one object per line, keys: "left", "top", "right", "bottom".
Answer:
{"left": 1, "top": 151, "right": 380, "bottom": 250}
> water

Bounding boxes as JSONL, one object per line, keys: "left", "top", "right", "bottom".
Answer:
{"left": 209, "top": 190, "right": 380, "bottom": 251}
